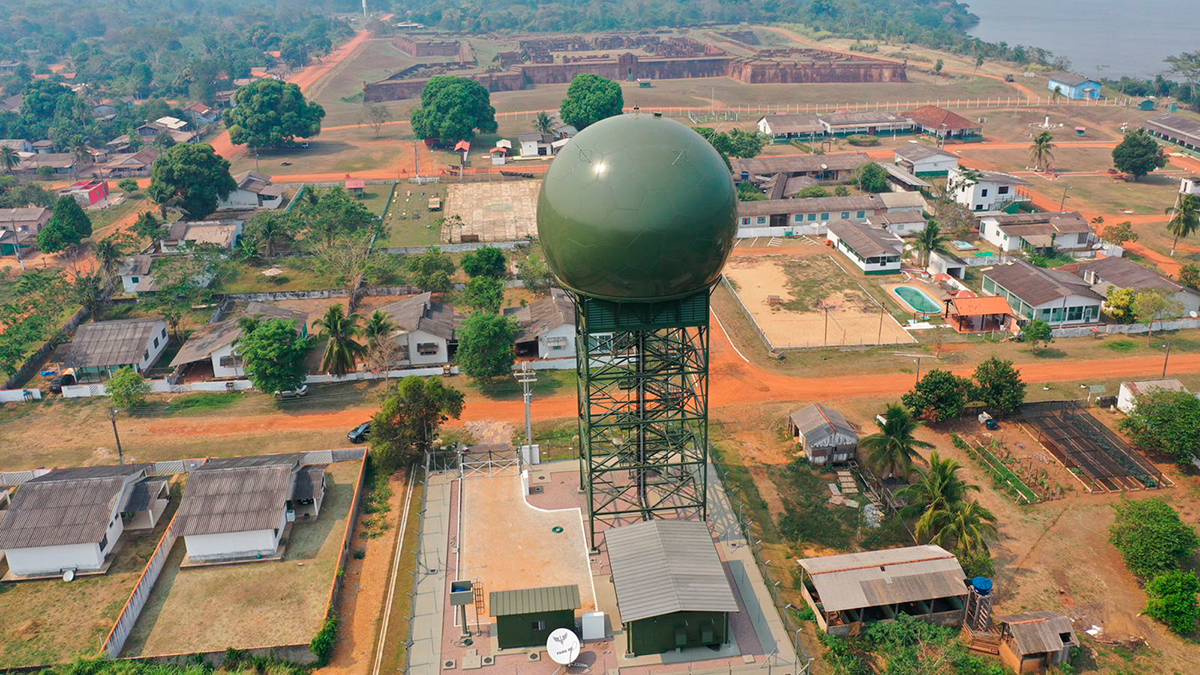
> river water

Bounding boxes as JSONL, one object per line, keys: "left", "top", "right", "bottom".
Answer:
{"left": 965, "top": 0, "right": 1196, "bottom": 78}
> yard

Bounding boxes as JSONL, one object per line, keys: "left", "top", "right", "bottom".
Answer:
{"left": 1052, "top": 173, "right": 1185, "bottom": 216}
{"left": 380, "top": 182, "right": 446, "bottom": 247}
{"left": 121, "top": 460, "right": 362, "bottom": 657}
{"left": 0, "top": 491, "right": 178, "bottom": 669}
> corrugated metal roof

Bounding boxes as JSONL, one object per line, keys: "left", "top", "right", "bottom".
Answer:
{"left": 790, "top": 404, "right": 858, "bottom": 448}
{"left": 0, "top": 465, "right": 147, "bottom": 549}
{"left": 126, "top": 477, "right": 168, "bottom": 513}
{"left": 489, "top": 585, "right": 581, "bottom": 617}
{"left": 174, "top": 462, "right": 297, "bottom": 537}
{"left": 732, "top": 152, "right": 871, "bottom": 176}
{"left": 292, "top": 466, "right": 327, "bottom": 501}
{"left": 999, "top": 611, "right": 1076, "bottom": 655}
{"left": 604, "top": 520, "right": 739, "bottom": 623}
{"left": 504, "top": 288, "right": 574, "bottom": 342}
{"left": 827, "top": 219, "right": 902, "bottom": 258}
{"left": 798, "top": 545, "right": 967, "bottom": 612}
{"left": 68, "top": 318, "right": 167, "bottom": 368}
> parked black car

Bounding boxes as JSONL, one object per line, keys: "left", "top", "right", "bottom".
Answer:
{"left": 49, "top": 372, "right": 76, "bottom": 394}
{"left": 348, "top": 421, "right": 371, "bottom": 444}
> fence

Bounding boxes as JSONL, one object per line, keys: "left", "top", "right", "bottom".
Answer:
{"left": 2, "top": 305, "right": 89, "bottom": 390}
{"left": 324, "top": 454, "right": 370, "bottom": 620}
{"left": 0, "top": 388, "right": 41, "bottom": 403}
{"left": 103, "top": 512, "right": 180, "bottom": 658}
{"left": 719, "top": 276, "right": 775, "bottom": 353}
{"left": 60, "top": 366, "right": 461, "bottom": 399}
{"left": 1053, "top": 317, "right": 1200, "bottom": 338}
{"left": 0, "top": 469, "right": 50, "bottom": 487}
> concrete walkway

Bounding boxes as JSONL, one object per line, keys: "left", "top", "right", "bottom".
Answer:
{"left": 406, "top": 473, "right": 452, "bottom": 674}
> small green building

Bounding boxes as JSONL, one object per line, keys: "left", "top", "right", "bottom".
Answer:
{"left": 489, "top": 585, "right": 581, "bottom": 650}
{"left": 606, "top": 520, "right": 740, "bottom": 657}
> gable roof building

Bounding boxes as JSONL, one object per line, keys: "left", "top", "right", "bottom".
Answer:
{"left": 219, "top": 171, "right": 284, "bottom": 211}
{"left": 981, "top": 260, "right": 1103, "bottom": 325}
{"left": 826, "top": 219, "right": 903, "bottom": 274}
{"left": 66, "top": 318, "right": 169, "bottom": 381}
{"left": 996, "top": 611, "right": 1077, "bottom": 673}
{"left": 1144, "top": 113, "right": 1200, "bottom": 150}
{"left": 902, "top": 105, "right": 983, "bottom": 139}
{"left": 504, "top": 288, "right": 575, "bottom": 359}
{"left": 169, "top": 302, "right": 308, "bottom": 378}
{"left": 1073, "top": 256, "right": 1200, "bottom": 315}
{"left": 162, "top": 220, "right": 243, "bottom": 251}
{"left": 376, "top": 293, "right": 461, "bottom": 366}
{"left": 978, "top": 211, "right": 1094, "bottom": 253}
{"left": 789, "top": 404, "right": 858, "bottom": 465}
{"left": 756, "top": 114, "right": 825, "bottom": 139}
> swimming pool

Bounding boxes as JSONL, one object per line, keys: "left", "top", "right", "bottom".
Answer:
{"left": 892, "top": 286, "right": 943, "bottom": 315}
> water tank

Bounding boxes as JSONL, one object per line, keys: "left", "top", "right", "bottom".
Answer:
{"left": 971, "top": 576, "right": 993, "bottom": 595}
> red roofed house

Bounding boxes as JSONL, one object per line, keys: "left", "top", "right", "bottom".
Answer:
{"left": 903, "top": 105, "right": 983, "bottom": 142}
{"left": 345, "top": 178, "right": 366, "bottom": 197}
{"left": 944, "top": 295, "right": 1015, "bottom": 333}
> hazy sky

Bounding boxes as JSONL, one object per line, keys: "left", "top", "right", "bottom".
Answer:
{"left": 965, "top": 0, "right": 1194, "bottom": 78}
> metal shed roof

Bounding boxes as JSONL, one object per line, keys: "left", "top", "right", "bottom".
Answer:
{"left": 790, "top": 404, "right": 858, "bottom": 448}
{"left": 798, "top": 545, "right": 967, "bottom": 612}
{"left": 489, "top": 584, "right": 582, "bottom": 617}
{"left": 999, "top": 611, "right": 1076, "bottom": 655}
{"left": 68, "top": 318, "right": 166, "bottom": 368}
{"left": 174, "top": 462, "right": 297, "bottom": 537}
{"left": 604, "top": 520, "right": 739, "bottom": 623}
{"left": 0, "top": 465, "right": 147, "bottom": 549}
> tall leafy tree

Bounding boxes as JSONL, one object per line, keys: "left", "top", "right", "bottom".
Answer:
{"left": 363, "top": 310, "right": 402, "bottom": 376}
{"left": 1028, "top": 130, "right": 1055, "bottom": 171}
{"left": 106, "top": 366, "right": 150, "bottom": 411}
{"left": 236, "top": 317, "right": 310, "bottom": 394}
{"left": 854, "top": 162, "right": 890, "bottom": 193}
{"left": 461, "top": 245, "right": 507, "bottom": 279}
{"left": 92, "top": 233, "right": 132, "bottom": 283}
{"left": 36, "top": 195, "right": 92, "bottom": 254}
{"left": 913, "top": 219, "right": 950, "bottom": 267}
{"left": 1112, "top": 129, "right": 1168, "bottom": 180}
{"left": 902, "top": 452, "right": 979, "bottom": 542}
{"left": 1120, "top": 389, "right": 1200, "bottom": 464}
{"left": 461, "top": 275, "right": 505, "bottom": 314}
{"left": 132, "top": 212, "right": 164, "bottom": 244}
{"left": 223, "top": 78, "right": 325, "bottom": 149}
{"left": 409, "top": 76, "right": 497, "bottom": 143}
{"left": 293, "top": 187, "right": 380, "bottom": 246}
{"left": 559, "top": 73, "right": 624, "bottom": 130}
{"left": 404, "top": 247, "right": 457, "bottom": 292}
{"left": 1166, "top": 193, "right": 1200, "bottom": 257}
{"left": 1019, "top": 318, "right": 1054, "bottom": 352}
{"left": 859, "top": 403, "right": 934, "bottom": 479}
{"left": 972, "top": 357, "right": 1025, "bottom": 416}
{"left": 147, "top": 143, "right": 236, "bottom": 220}
{"left": 901, "top": 369, "right": 973, "bottom": 422}
{"left": 370, "top": 376, "right": 465, "bottom": 472}
{"left": 456, "top": 311, "right": 517, "bottom": 383}
{"left": 1165, "top": 51, "right": 1200, "bottom": 111}
{"left": 314, "top": 304, "right": 364, "bottom": 376}
{"left": 243, "top": 211, "right": 297, "bottom": 259}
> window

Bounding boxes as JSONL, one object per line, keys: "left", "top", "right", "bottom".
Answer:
{"left": 821, "top": 212, "right": 830, "bottom": 221}
{"left": 399, "top": 344, "right": 410, "bottom": 360}
{"left": 756, "top": 216, "right": 767, "bottom": 225}
{"left": 794, "top": 214, "right": 803, "bottom": 223}
{"left": 1051, "top": 307, "right": 1064, "bottom": 322}
{"left": 143, "top": 350, "right": 149, "bottom": 361}
{"left": 99, "top": 534, "right": 109, "bottom": 551}
{"left": 546, "top": 336, "right": 568, "bottom": 350}
{"left": 998, "top": 185, "right": 1010, "bottom": 195}
{"left": 975, "top": 204, "right": 984, "bottom": 211}
{"left": 130, "top": 276, "right": 139, "bottom": 284}
{"left": 417, "top": 342, "right": 439, "bottom": 356}
{"left": 981, "top": 188, "right": 989, "bottom": 197}
{"left": 1067, "top": 306, "right": 1083, "bottom": 321}
{"left": 161, "top": 328, "right": 167, "bottom": 338}
{"left": 153, "top": 337, "right": 159, "bottom": 348}
{"left": 740, "top": 217, "right": 750, "bottom": 226}
{"left": 807, "top": 213, "right": 817, "bottom": 222}
{"left": 841, "top": 211, "right": 850, "bottom": 220}
{"left": 219, "top": 355, "right": 243, "bottom": 368}
{"left": 856, "top": 210, "right": 866, "bottom": 219}
{"left": 531, "top": 620, "right": 547, "bottom": 631}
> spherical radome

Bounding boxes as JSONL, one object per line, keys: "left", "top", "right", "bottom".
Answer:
{"left": 537, "top": 113, "right": 738, "bottom": 302}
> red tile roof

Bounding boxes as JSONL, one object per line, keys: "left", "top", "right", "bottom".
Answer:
{"left": 903, "top": 105, "right": 981, "bottom": 131}
{"left": 950, "top": 296, "right": 1013, "bottom": 316}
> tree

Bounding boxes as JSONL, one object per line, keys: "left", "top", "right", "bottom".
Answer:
{"left": 456, "top": 311, "right": 517, "bottom": 383}
{"left": 309, "top": 230, "right": 384, "bottom": 301}
{"left": 1165, "top": 51, "right": 1200, "bottom": 111}
{"left": 902, "top": 452, "right": 980, "bottom": 542}
{"left": 36, "top": 195, "right": 92, "bottom": 254}
{"left": 236, "top": 317, "right": 310, "bottom": 394}
{"left": 796, "top": 185, "right": 830, "bottom": 199}
{"left": 293, "top": 187, "right": 381, "bottom": 247}
{"left": 370, "top": 376, "right": 465, "bottom": 472}
{"left": 913, "top": 219, "right": 950, "bottom": 267}
{"left": 1132, "top": 289, "right": 1184, "bottom": 338}
{"left": 1101, "top": 220, "right": 1138, "bottom": 246}
{"left": 934, "top": 58, "right": 944, "bottom": 73}
{"left": 1144, "top": 570, "right": 1200, "bottom": 635}
{"left": 1120, "top": 389, "right": 1200, "bottom": 465}
{"left": 921, "top": 500, "right": 998, "bottom": 557}
{"left": 833, "top": 185, "right": 850, "bottom": 197}
{"left": 224, "top": 78, "right": 325, "bottom": 149}
{"left": 405, "top": 247, "right": 456, "bottom": 292}
{"left": 362, "top": 102, "right": 391, "bottom": 137}
{"left": 854, "top": 162, "right": 890, "bottom": 193}
{"left": 243, "top": 211, "right": 297, "bottom": 259}
{"left": 1, "top": 147, "right": 19, "bottom": 174}
{"left": 901, "top": 370, "right": 973, "bottom": 422}
{"left": 1112, "top": 129, "right": 1168, "bottom": 180}
{"left": 1109, "top": 497, "right": 1199, "bottom": 579}
{"left": 1166, "top": 193, "right": 1200, "bottom": 256}
{"left": 1105, "top": 286, "right": 1138, "bottom": 323}
{"left": 73, "top": 273, "right": 107, "bottom": 317}
{"left": 92, "top": 234, "right": 132, "bottom": 283}
{"left": 1179, "top": 263, "right": 1200, "bottom": 290}
{"left": 409, "top": 76, "right": 497, "bottom": 143}
{"left": 132, "top": 211, "right": 164, "bottom": 245}
{"left": 117, "top": 178, "right": 139, "bottom": 194}
{"left": 147, "top": 143, "right": 236, "bottom": 220}
{"left": 518, "top": 251, "right": 555, "bottom": 294}
{"left": 461, "top": 245, "right": 507, "bottom": 279}
{"left": 559, "top": 73, "right": 623, "bottom": 130}
{"left": 860, "top": 403, "right": 934, "bottom": 479}
{"left": 1029, "top": 131, "right": 1055, "bottom": 171}
{"left": 364, "top": 310, "right": 402, "bottom": 376}
{"left": 972, "top": 357, "right": 1025, "bottom": 416}
{"left": 1019, "top": 318, "right": 1054, "bottom": 352}
{"left": 314, "top": 304, "right": 364, "bottom": 376}
{"left": 150, "top": 245, "right": 225, "bottom": 338}
{"left": 534, "top": 111, "right": 554, "bottom": 135}
{"left": 106, "top": 366, "right": 150, "bottom": 411}
{"left": 461, "top": 275, "right": 505, "bottom": 314}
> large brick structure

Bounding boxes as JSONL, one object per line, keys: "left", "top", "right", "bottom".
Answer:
{"left": 394, "top": 35, "right": 464, "bottom": 58}
{"left": 364, "top": 34, "right": 906, "bottom": 102}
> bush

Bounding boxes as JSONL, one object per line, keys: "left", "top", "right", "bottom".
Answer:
{"left": 1145, "top": 570, "right": 1200, "bottom": 634}
{"left": 901, "top": 369, "right": 974, "bottom": 422}
{"left": 846, "top": 134, "right": 881, "bottom": 146}
{"left": 117, "top": 178, "right": 139, "bottom": 194}
{"left": 310, "top": 613, "right": 339, "bottom": 666}
{"left": 1109, "top": 498, "right": 1199, "bottom": 579}
{"left": 1119, "top": 389, "right": 1200, "bottom": 465}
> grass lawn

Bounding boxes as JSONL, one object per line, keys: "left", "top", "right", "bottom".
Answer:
{"left": 958, "top": 146, "right": 1117, "bottom": 173}
{"left": 89, "top": 195, "right": 147, "bottom": 239}
{"left": 216, "top": 258, "right": 337, "bottom": 294}
{"left": 0, "top": 493, "right": 178, "bottom": 668}
{"left": 380, "top": 183, "right": 446, "bottom": 247}
{"left": 122, "top": 460, "right": 362, "bottom": 656}
{"left": 228, "top": 126, "right": 410, "bottom": 178}
{"left": 309, "top": 38, "right": 423, "bottom": 128}
{"left": 376, "top": 476, "right": 424, "bottom": 674}
{"left": 1052, "top": 173, "right": 1183, "bottom": 215}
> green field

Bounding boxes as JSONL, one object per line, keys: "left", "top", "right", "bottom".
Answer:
{"left": 380, "top": 182, "right": 446, "bottom": 247}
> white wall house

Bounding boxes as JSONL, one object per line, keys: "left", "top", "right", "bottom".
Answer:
{"left": 1117, "top": 379, "right": 1190, "bottom": 414}
{"left": 1076, "top": 256, "right": 1200, "bottom": 317}
{"left": 977, "top": 212, "right": 1094, "bottom": 254}
{"left": 505, "top": 289, "right": 576, "bottom": 359}
{"left": 0, "top": 466, "right": 166, "bottom": 578}
{"left": 949, "top": 167, "right": 1030, "bottom": 212}
{"left": 377, "top": 293, "right": 459, "bottom": 367}
{"left": 182, "top": 510, "right": 288, "bottom": 563}
{"left": 981, "top": 260, "right": 1103, "bottom": 326}
{"left": 169, "top": 302, "right": 308, "bottom": 379}
{"left": 218, "top": 172, "right": 284, "bottom": 211}
{"left": 1181, "top": 175, "right": 1200, "bottom": 196}
{"left": 826, "top": 220, "right": 903, "bottom": 274}
{"left": 894, "top": 144, "right": 960, "bottom": 177}
{"left": 66, "top": 319, "right": 169, "bottom": 383}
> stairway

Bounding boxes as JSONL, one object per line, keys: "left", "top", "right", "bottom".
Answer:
{"left": 964, "top": 627, "right": 1001, "bottom": 655}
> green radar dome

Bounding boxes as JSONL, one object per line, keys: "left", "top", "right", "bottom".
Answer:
{"left": 536, "top": 113, "right": 738, "bottom": 302}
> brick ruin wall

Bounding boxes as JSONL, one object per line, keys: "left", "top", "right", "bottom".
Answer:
{"left": 394, "top": 35, "right": 465, "bottom": 58}
{"left": 729, "top": 59, "right": 907, "bottom": 84}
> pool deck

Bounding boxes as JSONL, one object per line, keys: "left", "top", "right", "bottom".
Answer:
{"left": 889, "top": 284, "right": 945, "bottom": 316}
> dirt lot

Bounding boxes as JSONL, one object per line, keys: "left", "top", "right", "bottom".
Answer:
{"left": 722, "top": 252, "right": 914, "bottom": 349}
{"left": 0, "top": 492, "right": 177, "bottom": 669}
{"left": 444, "top": 180, "right": 540, "bottom": 242}
{"left": 122, "top": 460, "right": 361, "bottom": 656}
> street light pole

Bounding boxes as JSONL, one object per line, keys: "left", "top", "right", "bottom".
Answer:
{"left": 109, "top": 407, "right": 124, "bottom": 464}
{"left": 1163, "top": 340, "right": 1171, "bottom": 378}
{"left": 514, "top": 362, "right": 536, "bottom": 452}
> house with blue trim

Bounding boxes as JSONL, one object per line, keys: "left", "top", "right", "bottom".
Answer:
{"left": 1047, "top": 72, "right": 1101, "bottom": 100}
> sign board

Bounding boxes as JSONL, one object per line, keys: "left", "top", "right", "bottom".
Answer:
{"left": 546, "top": 627, "right": 581, "bottom": 665}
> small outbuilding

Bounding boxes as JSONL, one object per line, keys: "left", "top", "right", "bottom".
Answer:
{"left": 605, "top": 520, "right": 739, "bottom": 657}
{"left": 1117, "top": 379, "right": 1189, "bottom": 414}
{"left": 996, "top": 611, "right": 1077, "bottom": 673}
{"left": 489, "top": 584, "right": 581, "bottom": 649}
{"left": 789, "top": 404, "right": 858, "bottom": 465}
{"left": 797, "top": 544, "right": 968, "bottom": 636}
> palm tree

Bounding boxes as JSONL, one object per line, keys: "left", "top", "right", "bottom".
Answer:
{"left": 315, "top": 304, "right": 364, "bottom": 376}
{"left": 914, "top": 219, "right": 951, "bottom": 267}
{"left": 1166, "top": 194, "right": 1200, "bottom": 257}
{"left": 69, "top": 140, "right": 90, "bottom": 179}
{"left": 902, "top": 452, "right": 980, "bottom": 540}
{"left": 927, "top": 500, "right": 999, "bottom": 557}
{"left": 92, "top": 236, "right": 125, "bottom": 283}
{"left": 859, "top": 403, "right": 934, "bottom": 480}
{"left": 1029, "top": 131, "right": 1055, "bottom": 172}
{"left": 363, "top": 310, "right": 396, "bottom": 348}
{"left": 1, "top": 146, "right": 19, "bottom": 174}
{"left": 534, "top": 112, "right": 554, "bottom": 136}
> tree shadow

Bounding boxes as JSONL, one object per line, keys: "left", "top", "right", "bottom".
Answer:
{"left": 1028, "top": 347, "right": 1067, "bottom": 359}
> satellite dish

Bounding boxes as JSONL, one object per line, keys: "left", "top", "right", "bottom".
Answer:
{"left": 546, "top": 627, "right": 581, "bottom": 665}
{"left": 62, "top": 569, "right": 75, "bottom": 582}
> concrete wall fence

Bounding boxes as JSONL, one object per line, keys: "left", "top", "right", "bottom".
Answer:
{"left": 61, "top": 366, "right": 462, "bottom": 398}
{"left": 103, "top": 513, "right": 180, "bottom": 658}
{"left": 1053, "top": 317, "right": 1200, "bottom": 338}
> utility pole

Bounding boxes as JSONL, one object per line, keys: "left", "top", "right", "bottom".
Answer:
{"left": 109, "top": 407, "right": 124, "bottom": 464}
{"left": 1162, "top": 340, "right": 1171, "bottom": 378}
{"left": 514, "top": 362, "right": 536, "bottom": 452}
{"left": 1059, "top": 185, "right": 1070, "bottom": 212}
